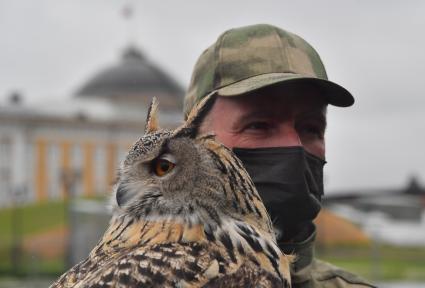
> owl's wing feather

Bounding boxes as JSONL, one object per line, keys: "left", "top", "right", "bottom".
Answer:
{"left": 53, "top": 241, "right": 286, "bottom": 288}
{"left": 77, "top": 242, "right": 210, "bottom": 288}
{"left": 203, "top": 262, "right": 288, "bottom": 288}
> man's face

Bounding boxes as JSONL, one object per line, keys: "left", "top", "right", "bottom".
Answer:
{"left": 203, "top": 84, "right": 327, "bottom": 159}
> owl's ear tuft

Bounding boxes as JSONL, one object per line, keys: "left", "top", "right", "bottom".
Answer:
{"left": 145, "top": 97, "right": 159, "bottom": 134}
{"left": 174, "top": 92, "right": 216, "bottom": 138}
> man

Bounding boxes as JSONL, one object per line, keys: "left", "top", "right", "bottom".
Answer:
{"left": 184, "top": 24, "right": 375, "bottom": 287}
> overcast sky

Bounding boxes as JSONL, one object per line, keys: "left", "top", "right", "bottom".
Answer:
{"left": 1, "top": 0, "right": 424, "bottom": 193}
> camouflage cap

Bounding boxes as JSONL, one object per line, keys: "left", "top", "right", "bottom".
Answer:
{"left": 184, "top": 24, "right": 354, "bottom": 117}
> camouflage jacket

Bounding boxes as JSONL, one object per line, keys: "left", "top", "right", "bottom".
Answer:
{"left": 279, "top": 228, "right": 377, "bottom": 288}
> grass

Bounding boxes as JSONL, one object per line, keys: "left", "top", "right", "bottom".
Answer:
{"left": 317, "top": 245, "right": 425, "bottom": 281}
{"left": 0, "top": 197, "right": 108, "bottom": 277}
{"left": 0, "top": 201, "right": 67, "bottom": 276}
{"left": 0, "top": 201, "right": 67, "bottom": 237}
{"left": 0, "top": 256, "right": 65, "bottom": 278}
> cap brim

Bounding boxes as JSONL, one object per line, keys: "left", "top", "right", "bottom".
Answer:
{"left": 216, "top": 73, "right": 354, "bottom": 107}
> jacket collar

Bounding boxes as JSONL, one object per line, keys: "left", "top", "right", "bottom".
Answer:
{"left": 279, "top": 224, "right": 316, "bottom": 284}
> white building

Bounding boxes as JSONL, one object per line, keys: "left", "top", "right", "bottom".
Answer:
{"left": 0, "top": 46, "right": 183, "bottom": 207}
{"left": 326, "top": 177, "right": 425, "bottom": 246}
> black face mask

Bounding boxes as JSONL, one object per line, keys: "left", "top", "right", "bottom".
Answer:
{"left": 232, "top": 146, "right": 326, "bottom": 240}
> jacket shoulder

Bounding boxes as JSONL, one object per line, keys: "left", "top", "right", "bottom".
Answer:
{"left": 310, "top": 259, "right": 377, "bottom": 288}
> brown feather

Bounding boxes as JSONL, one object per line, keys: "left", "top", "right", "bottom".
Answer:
{"left": 144, "top": 97, "right": 159, "bottom": 134}
{"left": 173, "top": 92, "right": 216, "bottom": 138}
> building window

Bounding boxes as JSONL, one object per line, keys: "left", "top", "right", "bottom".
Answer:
{"left": 94, "top": 145, "right": 106, "bottom": 195}
{"left": 48, "top": 143, "right": 60, "bottom": 200}
{"left": 71, "top": 144, "right": 83, "bottom": 197}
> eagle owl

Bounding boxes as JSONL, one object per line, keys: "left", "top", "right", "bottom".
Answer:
{"left": 51, "top": 94, "right": 292, "bottom": 288}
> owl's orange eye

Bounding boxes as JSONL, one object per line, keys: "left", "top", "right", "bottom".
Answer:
{"left": 153, "top": 158, "right": 175, "bottom": 176}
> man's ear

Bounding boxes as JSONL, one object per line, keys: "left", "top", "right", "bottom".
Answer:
{"left": 144, "top": 97, "right": 159, "bottom": 134}
{"left": 173, "top": 92, "right": 216, "bottom": 138}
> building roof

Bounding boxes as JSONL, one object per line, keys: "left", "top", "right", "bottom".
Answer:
{"left": 0, "top": 97, "right": 181, "bottom": 129}
{"left": 0, "top": 46, "right": 184, "bottom": 128}
{"left": 326, "top": 176, "right": 425, "bottom": 200}
{"left": 76, "top": 46, "right": 183, "bottom": 110}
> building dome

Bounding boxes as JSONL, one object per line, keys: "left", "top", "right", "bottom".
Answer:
{"left": 76, "top": 46, "right": 183, "bottom": 110}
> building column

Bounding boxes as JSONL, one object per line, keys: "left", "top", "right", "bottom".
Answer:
{"left": 83, "top": 142, "right": 94, "bottom": 197}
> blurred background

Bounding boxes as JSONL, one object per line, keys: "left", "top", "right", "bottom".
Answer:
{"left": 0, "top": 1, "right": 424, "bottom": 287}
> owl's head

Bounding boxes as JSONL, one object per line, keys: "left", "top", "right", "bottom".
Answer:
{"left": 113, "top": 94, "right": 272, "bottom": 231}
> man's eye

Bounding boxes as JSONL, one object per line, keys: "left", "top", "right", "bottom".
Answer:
{"left": 299, "top": 125, "right": 324, "bottom": 139}
{"left": 244, "top": 122, "right": 271, "bottom": 131}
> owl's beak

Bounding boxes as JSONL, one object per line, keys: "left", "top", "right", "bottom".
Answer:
{"left": 116, "top": 184, "right": 128, "bottom": 207}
